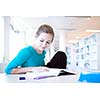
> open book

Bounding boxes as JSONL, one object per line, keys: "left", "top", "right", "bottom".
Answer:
{"left": 26, "top": 68, "right": 75, "bottom": 79}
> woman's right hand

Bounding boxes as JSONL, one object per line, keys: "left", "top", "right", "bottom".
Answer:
{"left": 28, "top": 66, "right": 50, "bottom": 73}
{"left": 11, "top": 66, "right": 50, "bottom": 74}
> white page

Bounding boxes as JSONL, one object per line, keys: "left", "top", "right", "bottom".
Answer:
{"left": 26, "top": 68, "right": 63, "bottom": 79}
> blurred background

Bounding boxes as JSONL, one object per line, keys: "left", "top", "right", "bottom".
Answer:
{"left": 0, "top": 16, "right": 100, "bottom": 72}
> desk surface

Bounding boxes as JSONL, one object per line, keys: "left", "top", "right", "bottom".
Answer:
{"left": 0, "top": 73, "right": 80, "bottom": 83}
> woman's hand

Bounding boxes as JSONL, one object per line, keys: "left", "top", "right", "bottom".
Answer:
{"left": 28, "top": 66, "right": 50, "bottom": 73}
{"left": 11, "top": 66, "right": 50, "bottom": 74}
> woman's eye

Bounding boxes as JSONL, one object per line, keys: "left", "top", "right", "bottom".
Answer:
{"left": 46, "top": 41, "right": 51, "bottom": 44}
{"left": 40, "top": 40, "right": 44, "bottom": 42}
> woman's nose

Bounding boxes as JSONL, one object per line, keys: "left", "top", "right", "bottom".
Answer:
{"left": 42, "top": 42, "right": 47, "bottom": 47}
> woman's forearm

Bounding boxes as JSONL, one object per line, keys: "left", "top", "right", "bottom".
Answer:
{"left": 11, "top": 67, "right": 33, "bottom": 74}
{"left": 11, "top": 67, "right": 49, "bottom": 74}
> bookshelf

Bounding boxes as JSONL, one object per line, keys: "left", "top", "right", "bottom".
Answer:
{"left": 74, "top": 33, "right": 100, "bottom": 70}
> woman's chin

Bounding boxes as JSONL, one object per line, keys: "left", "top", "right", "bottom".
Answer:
{"left": 38, "top": 49, "right": 44, "bottom": 53}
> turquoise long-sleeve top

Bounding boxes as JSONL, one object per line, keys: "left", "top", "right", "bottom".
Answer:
{"left": 5, "top": 46, "right": 46, "bottom": 74}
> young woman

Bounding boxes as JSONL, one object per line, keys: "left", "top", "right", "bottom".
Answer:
{"left": 5, "top": 24, "right": 67, "bottom": 74}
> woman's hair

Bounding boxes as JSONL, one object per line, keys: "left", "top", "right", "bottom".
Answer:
{"left": 36, "top": 24, "right": 54, "bottom": 42}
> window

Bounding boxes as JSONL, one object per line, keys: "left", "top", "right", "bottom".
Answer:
{"left": 0, "top": 16, "right": 4, "bottom": 62}
{"left": 9, "top": 28, "right": 25, "bottom": 60}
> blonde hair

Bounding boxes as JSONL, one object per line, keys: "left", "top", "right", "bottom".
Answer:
{"left": 36, "top": 24, "right": 54, "bottom": 42}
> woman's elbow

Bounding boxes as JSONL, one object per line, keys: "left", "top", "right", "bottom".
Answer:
{"left": 4, "top": 68, "right": 12, "bottom": 74}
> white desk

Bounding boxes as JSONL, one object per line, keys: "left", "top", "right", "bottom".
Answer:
{"left": 0, "top": 73, "right": 80, "bottom": 83}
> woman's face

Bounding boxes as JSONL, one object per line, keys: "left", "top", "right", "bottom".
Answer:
{"left": 35, "top": 32, "right": 53, "bottom": 52}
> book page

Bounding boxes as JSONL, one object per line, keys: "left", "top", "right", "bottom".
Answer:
{"left": 26, "top": 68, "right": 62, "bottom": 79}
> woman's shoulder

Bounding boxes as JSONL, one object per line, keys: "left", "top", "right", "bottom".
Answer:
{"left": 18, "top": 45, "right": 33, "bottom": 55}
{"left": 26, "top": 45, "right": 46, "bottom": 54}
{"left": 21, "top": 45, "right": 46, "bottom": 55}
{"left": 21, "top": 45, "right": 33, "bottom": 50}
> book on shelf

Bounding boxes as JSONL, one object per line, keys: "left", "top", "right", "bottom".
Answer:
{"left": 26, "top": 68, "right": 76, "bottom": 79}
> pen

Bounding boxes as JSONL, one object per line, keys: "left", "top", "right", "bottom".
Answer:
{"left": 19, "top": 77, "right": 26, "bottom": 80}
{"left": 33, "top": 75, "right": 54, "bottom": 80}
